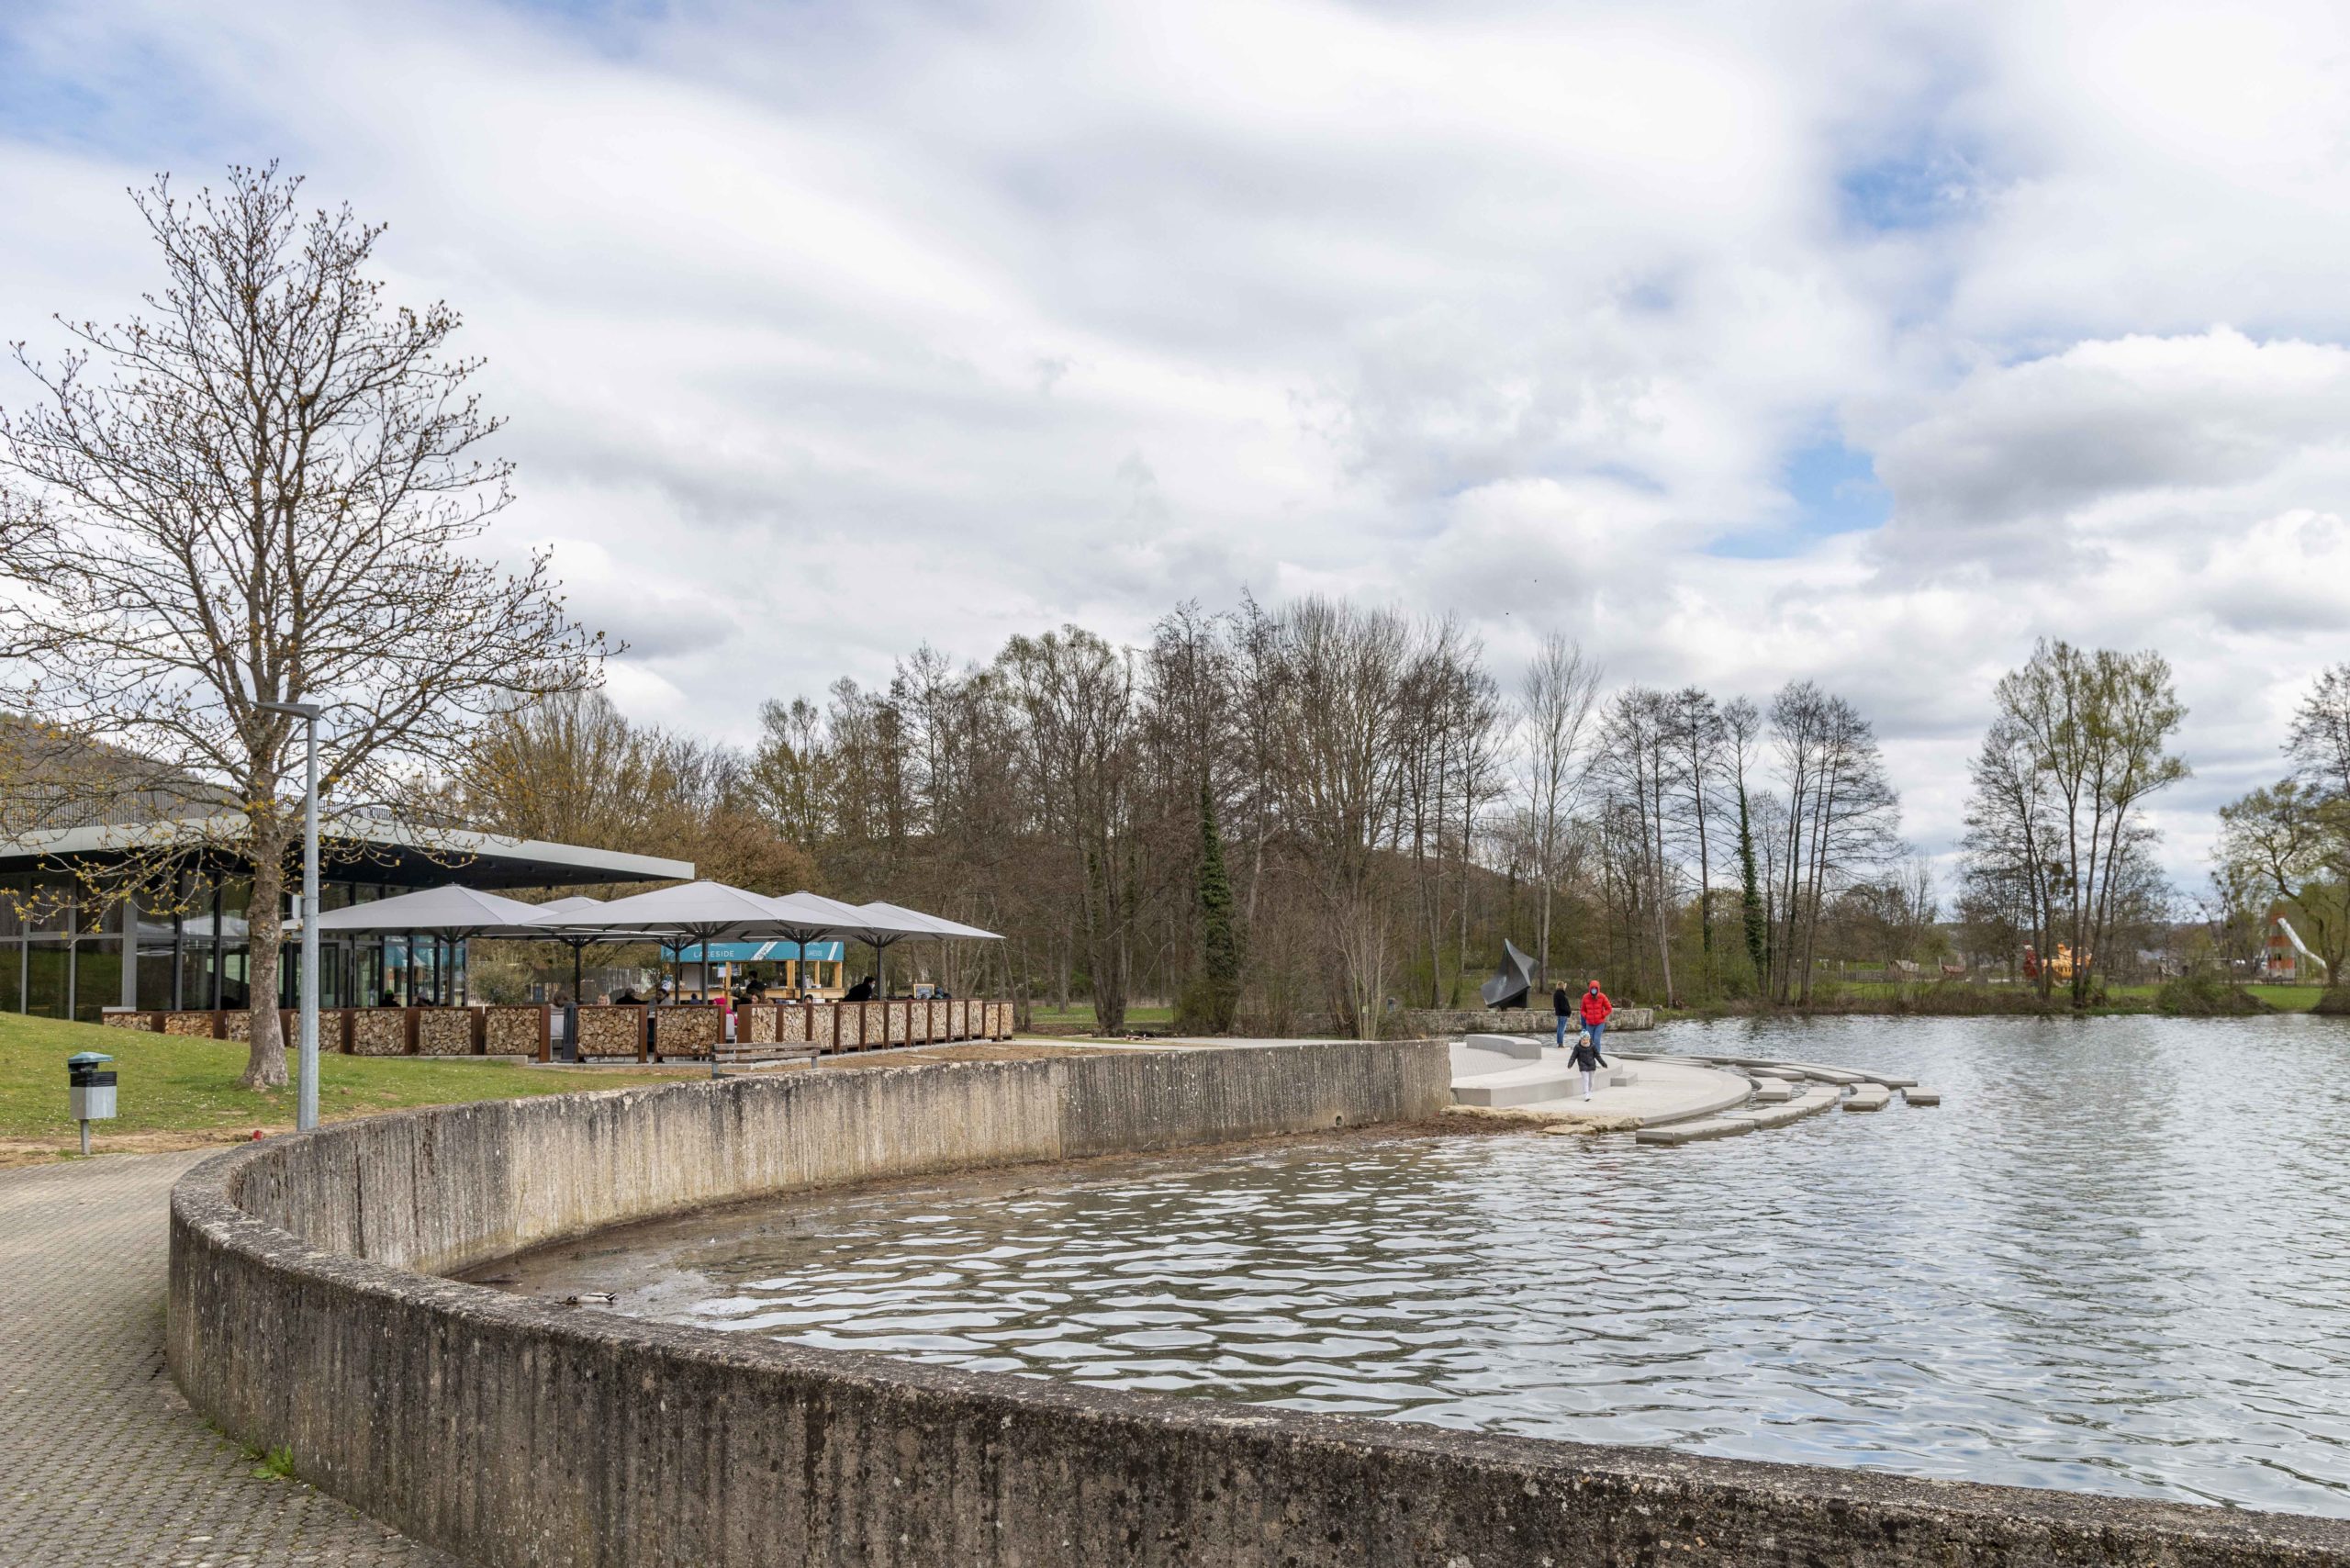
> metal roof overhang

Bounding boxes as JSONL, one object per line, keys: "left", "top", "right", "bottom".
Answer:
{"left": 0, "top": 814, "right": 694, "bottom": 891}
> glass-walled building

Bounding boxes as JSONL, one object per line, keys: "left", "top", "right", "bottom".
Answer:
{"left": 0, "top": 819, "right": 692, "bottom": 1023}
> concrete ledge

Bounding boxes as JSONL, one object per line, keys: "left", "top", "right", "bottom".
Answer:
{"left": 1844, "top": 1083, "right": 1894, "bottom": 1112}
{"left": 170, "top": 1043, "right": 2350, "bottom": 1568}
{"left": 1907, "top": 1087, "right": 1943, "bottom": 1106}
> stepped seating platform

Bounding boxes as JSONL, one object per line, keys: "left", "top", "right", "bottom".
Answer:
{"left": 1453, "top": 1058, "right": 1639, "bottom": 1108}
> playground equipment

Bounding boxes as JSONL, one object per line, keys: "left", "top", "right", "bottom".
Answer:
{"left": 2021, "top": 943, "right": 2087, "bottom": 982}
{"left": 2266, "top": 915, "right": 2331, "bottom": 981}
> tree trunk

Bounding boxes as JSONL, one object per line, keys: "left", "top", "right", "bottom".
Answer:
{"left": 241, "top": 835, "right": 291, "bottom": 1091}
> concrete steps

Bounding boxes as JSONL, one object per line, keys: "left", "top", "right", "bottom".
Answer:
{"left": 1721, "top": 1087, "right": 1842, "bottom": 1130}
{"left": 1454, "top": 1061, "right": 1637, "bottom": 1108}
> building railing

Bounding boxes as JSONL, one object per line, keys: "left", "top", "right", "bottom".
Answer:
{"left": 102, "top": 999, "right": 1015, "bottom": 1062}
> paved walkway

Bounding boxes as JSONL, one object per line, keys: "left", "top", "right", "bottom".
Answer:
{"left": 0, "top": 1152, "right": 459, "bottom": 1568}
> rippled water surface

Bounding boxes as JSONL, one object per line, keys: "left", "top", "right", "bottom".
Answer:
{"left": 486, "top": 1015, "right": 2350, "bottom": 1515}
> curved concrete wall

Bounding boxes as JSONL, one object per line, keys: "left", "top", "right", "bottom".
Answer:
{"left": 172, "top": 1044, "right": 2350, "bottom": 1568}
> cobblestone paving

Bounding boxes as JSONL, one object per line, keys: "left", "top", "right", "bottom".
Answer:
{"left": 0, "top": 1153, "right": 461, "bottom": 1567}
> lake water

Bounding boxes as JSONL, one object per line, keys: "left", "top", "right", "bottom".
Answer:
{"left": 482, "top": 1014, "right": 2350, "bottom": 1516}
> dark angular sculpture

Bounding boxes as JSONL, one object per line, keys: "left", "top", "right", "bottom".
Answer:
{"left": 1480, "top": 938, "right": 1537, "bottom": 1010}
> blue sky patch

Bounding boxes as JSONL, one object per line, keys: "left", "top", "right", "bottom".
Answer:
{"left": 1710, "top": 436, "right": 1890, "bottom": 559}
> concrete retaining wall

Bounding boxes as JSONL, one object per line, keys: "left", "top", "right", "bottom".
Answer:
{"left": 172, "top": 1043, "right": 2350, "bottom": 1568}
{"left": 1400, "top": 1004, "right": 1655, "bottom": 1038}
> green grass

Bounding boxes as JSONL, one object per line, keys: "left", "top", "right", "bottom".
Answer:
{"left": 0, "top": 1011, "right": 693, "bottom": 1149}
{"left": 1023, "top": 1002, "right": 1177, "bottom": 1033}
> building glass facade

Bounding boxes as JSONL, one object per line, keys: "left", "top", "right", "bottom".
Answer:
{"left": 0, "top": 870, "right": 471, "bottom": 1020}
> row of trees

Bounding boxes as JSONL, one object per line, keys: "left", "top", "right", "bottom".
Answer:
{"left": 461, "top": 597, "right": 1916, "bottom": 1033}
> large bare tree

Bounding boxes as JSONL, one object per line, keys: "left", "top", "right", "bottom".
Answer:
{"left": 1513, "top": 633, "right": 1600, "bottom": 984}
{"left": 1965, "top": 640, "right": 2186, "bottom": 1007}
{"left": 0, "top": 165, "right": 604, "bottom": 1087}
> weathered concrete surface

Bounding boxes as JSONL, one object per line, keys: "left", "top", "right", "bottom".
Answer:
{"left": 1636, "top": 1114, "right": 1761, "bottom": 1147}
{"left": 170, "top": 1041, "right": 2350, "bottom": 1568}
{"left": 1908, "top": 1086, "right": 1944, "bottom": 1105}
{"left": 1722, "top": 1087, "right": 1845, "bottom": 1130}
{"left": 1844, "top": 1083, "right": 1894, "bottom": 1112}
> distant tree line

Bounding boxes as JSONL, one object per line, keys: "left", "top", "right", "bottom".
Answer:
{"left": 464, "top": 597, "right": 1930, "bottom": 1031}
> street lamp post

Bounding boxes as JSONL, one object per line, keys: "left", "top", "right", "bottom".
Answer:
{"left": 258, "top": 700, "right": 323, "bottom": 1133}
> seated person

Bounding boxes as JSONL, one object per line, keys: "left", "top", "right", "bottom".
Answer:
{"left": 378, "top": 989, "right": 400, "bottom": 1008}
{"left": 842, "top": 975, "right": 877, "bottom": 1002}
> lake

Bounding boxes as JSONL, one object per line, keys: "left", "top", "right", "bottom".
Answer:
{"left": 480, "top": 1014, "right": 2350, "bottom": 1516}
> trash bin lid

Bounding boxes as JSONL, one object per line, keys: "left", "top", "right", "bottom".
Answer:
{"left": 67, "top": 1051, "right": 115, "bottom": 1067}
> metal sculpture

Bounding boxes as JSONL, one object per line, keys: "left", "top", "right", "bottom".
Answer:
{"left": 1481, "top": 938, "right": 1537, "bottom": 1009}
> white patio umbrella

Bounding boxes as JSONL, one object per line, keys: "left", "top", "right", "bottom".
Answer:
{"left": 853, "top": 901, "right": 1003, "bottom": 998}
{"left": 306, "top": 883, "right": 550, "bottom": 1005}
{"left": 308, "top": 883, "right": 546, "bottom": 935}
{"left": 512, "top": 896, "right": 671, "bottom": 1009}
{"left": 542, "top": 881, "right": 801, "bottom": 1000}
{"left": 855, "top": 901, "right": 1002, "bottom": 942}
{"left": 810, "top": 897, "right": 977, "bottom": 996}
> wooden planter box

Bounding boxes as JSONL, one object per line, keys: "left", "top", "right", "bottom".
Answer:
{"left": 349, "top": 1008, "right": 415, "bottom": 1057}
{"left": 576, "top": 1006, "right": 646, "bottom": 1060}
{"left": 481, "top": 1005, "right": 548, "bottom": 1058}
{"left": 652, "top": 1007, "right": 722, "bottom": 1061}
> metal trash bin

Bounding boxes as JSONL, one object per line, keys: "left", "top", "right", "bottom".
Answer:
{"left": 68, "top": 1051, "right": 118, "bottom": 1155}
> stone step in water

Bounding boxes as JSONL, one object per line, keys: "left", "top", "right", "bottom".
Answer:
{"left": 1905, "top": 1087, "right": 1942, "bottom": 1106}
{"left": 1749, "top": 1081, "right": 1794, "bottom": 1103}
{"left": 1637, "top": 1116, "right": 1758, "bottom": 1147}
{"left": 1842, "top": 1084, "right": 1892, "bottom": 1112}
{"left": 1722, "top": 1088, "right": 1842, "bottom": 1130}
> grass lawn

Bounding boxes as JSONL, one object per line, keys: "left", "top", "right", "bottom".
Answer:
{"left": 1, "top": 1011, "right": 699, "bottom": 1164}
{"left": 1024, "top": 1002, "right": 1177, "bottom": 1034}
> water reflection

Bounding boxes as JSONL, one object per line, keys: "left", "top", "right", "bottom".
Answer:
{"left": 482, "top": 1014, "right": 2350, "bottom": 1516}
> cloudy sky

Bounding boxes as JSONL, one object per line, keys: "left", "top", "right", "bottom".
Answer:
{"left": 5, "top": 0, "right": 2347, "bottom": 885}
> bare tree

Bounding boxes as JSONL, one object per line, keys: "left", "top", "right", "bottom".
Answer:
{"left": 1668, "top": 688, "right": 1725, "bottom": 989}
{"left": 1513, "top": 633, "right": 1600, "bottom": 984}
{"left": 1986, "top": 641, "right": 2187, "bottom": 1007}
{"left": 1768, "top": 682, "right": 1900, "bottom": 1002}
{"left": 1000, "top": 627, "right": 1138, "bottom": 1031}
{"left": 0, "top": 166, "right": 603, "bottom": 1086}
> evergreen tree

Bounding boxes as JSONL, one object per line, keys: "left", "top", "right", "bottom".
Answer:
{"left": 1187, "top": 781, "right": 1243, "bottom": 1033}
{"left": 1738, "top": 784, "right": 1769, "bottom": 992}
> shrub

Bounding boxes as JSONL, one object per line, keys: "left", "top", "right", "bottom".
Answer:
{"left": 2154, "top": 970, "right": 2273, "bottom": 1017}
{"left": 2314, "top": 987, "right": 2350, "bottom": 1016}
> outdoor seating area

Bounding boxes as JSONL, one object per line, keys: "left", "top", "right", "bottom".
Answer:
{"left": 99, "top": 997, "right": 1016, "bottom": 1062}
{"left": 95, "top": 879, "right": 1013, "bottom": 1064}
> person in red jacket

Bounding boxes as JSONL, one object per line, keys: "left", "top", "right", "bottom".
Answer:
{"left": 1578, "top": 980, "right": 1613, "bottom": 1055}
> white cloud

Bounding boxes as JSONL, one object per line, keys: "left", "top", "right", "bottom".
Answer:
{"left": 3, "top": 0, "right": 2348, "bottom": 891}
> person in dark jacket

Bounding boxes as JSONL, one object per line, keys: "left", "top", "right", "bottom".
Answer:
{"left": 1568, "top": 1028, "right": 1609, "bottom": 1099}
{"left": 1551, "top": 983, "right": 1573, "bottom": 1047}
